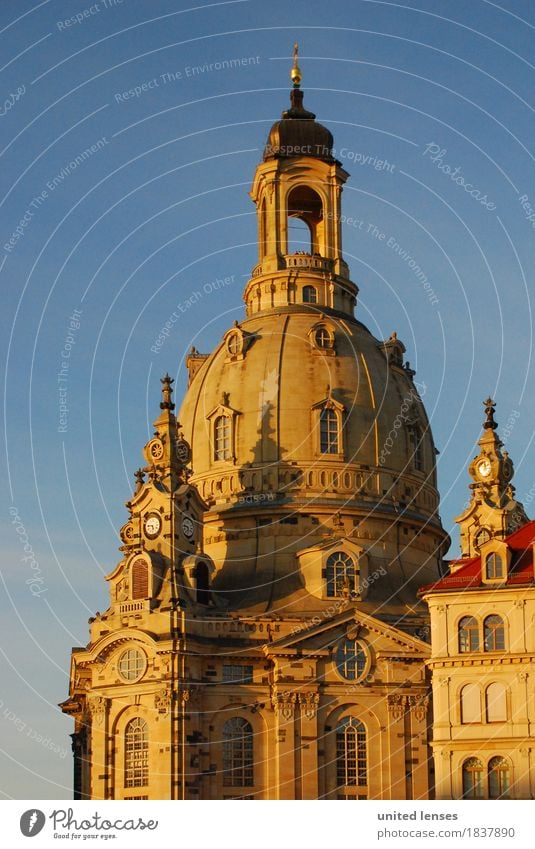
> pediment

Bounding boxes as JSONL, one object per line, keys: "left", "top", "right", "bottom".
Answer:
{"left": 297, "top": 535, "right": 366, "bottom": 560}
{"left": 264, "top": 607, "right": 430, "bottom": 659}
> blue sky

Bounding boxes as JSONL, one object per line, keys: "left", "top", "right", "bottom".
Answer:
{"left": 1, "top": 0, "right": 535, "bottom": 799}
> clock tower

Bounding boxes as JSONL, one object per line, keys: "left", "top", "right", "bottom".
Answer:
{"left": 455, "top": 398, "right": 528, "bottom": 560}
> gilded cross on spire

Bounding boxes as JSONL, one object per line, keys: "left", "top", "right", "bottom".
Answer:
{"left": 291, "top": 42, "right": 302, "bottom": 87}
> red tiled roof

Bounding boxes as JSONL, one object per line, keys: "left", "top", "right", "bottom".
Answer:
{"left": 418, "top": 519, "right": 535, "bottom": 595}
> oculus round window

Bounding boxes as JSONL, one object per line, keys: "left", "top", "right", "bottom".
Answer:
{"left": 227, "top": 333, "right": 241, "bottom": 355}
{"left": 118, "top": 648, "right": 146, "bottom": 682}
{"left": 335, "top": 639, "right": 369, "bottom": 681}
{"left": 314, "top": 326, "right": 332, "bottom": 349}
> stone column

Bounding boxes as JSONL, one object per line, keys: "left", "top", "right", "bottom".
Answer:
{"left": 271, "top": 688, "right": 297, "bottom": 800}
{"left": 386, "top": 694, "right": 409, "bottom": 799}
{"left": 298, "top": 691, "right": 320, "bottom": 799}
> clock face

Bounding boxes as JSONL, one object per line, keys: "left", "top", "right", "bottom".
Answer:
{"left": 144, "top": 514, "right": 162, "bottom": 538}
{"left": 477, "top": 458, "right": 491, "bottom": 478}
{"left": 182, "top": 516, "right": 194, "bottom": 539}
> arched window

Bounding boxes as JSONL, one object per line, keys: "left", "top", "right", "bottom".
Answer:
{"left": 222, "top": 718, "right": 253, "bottom": 787}
{"left": 485, "top": 683, "right": 507, "bottom": 722}
{"left": 287, "top": 185, "right": 324, "bottom": 254}
{"left": 320, "top": 408, "right": 339, "bottom": 454}
{"left": 460, "top": 683, "right": 481, "bottom": 724}
{"left": 485, "top": 553, "right": 504, "bottom": 580}
{"left": 303, "top": 285, "right": 317, "bottom": 304}
{"left": 125, "top": 718, "right": 149, "bottom": 788}
{"left": 131, "top": 557, "right": 148, "bottom": 600}
{"left": 214, "top": 415, "right": 231, "bottom": 461}
{"left": 408, "top": 424, "right": 424, "bottom": 471}
{"left": 484, "top": 616, "right": 505, "bottom": 651}
{"left": 336, "top": 717, "right": 367, "bottom": 797}
{"left": 488, "top": 757, "right": 510, "bottom": 799}
{"left": 462, "top": 757, "right": 484, "bottom": 799}
{"left": 196, "top": 561, "right": 210, "bottom": 605}
{"left": 326, "top": 551, "right": 355, "bottom": 597}
{"left": 458, "top": 616, "right": 479, "bottom": 653}
{"left": 335, "top": 639, "right": 368, "bottom": 681}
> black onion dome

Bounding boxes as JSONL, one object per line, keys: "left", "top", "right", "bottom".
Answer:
{"left": 264, "top": 87, "right": 335, "bottom": 163}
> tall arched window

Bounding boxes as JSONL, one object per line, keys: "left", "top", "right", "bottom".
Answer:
{"left": 485, "top": 682, "right": 507, "bottom": 722}
{"left": 462, "top": 757, "right": 484, "bottom": 799}
{"left": 196, "top": 561, "right": 210, "bottom": 605}
{"left": 222, "top": 717, "right": 253, "bottom": 787}
{"left": 320, "top": 408, "right": 339, "bottom": 454}
{"left": 303, "top": 285, "right": 317, "bottom": 304}
{"left": 460, "top": 683, "right": 481, "bottom": 723}
{"left": 488, "top": 757, "right": 510, "bottom": 799}
{"left": 214, "top": 415, "right": 231, "bottom": 461}
{"left": 459, "top": 616, "right": 479, "bottom": 653}
{"left": 125, "top": 718, "right": 149, "bottom": 788}
{"left": 131, "top": 557, "right": 149, "bottom": 600}
{"left": 335, "top": 639, "right": 368, "bottom": 680}
{"left": 326, "top": 551, "right": 355, "bottom": 597}
{"left": 336, "top": 717, "right": 367, "bottom": 798}
{"left": 485, "top": 553, "right": 504, "bottom": 580}
{"left": 484, "top": 616, "right": 505, "bottom": 651}
{"left": 408, "top": 424, "right": 424, "bottom": 471}
{"left": 286, "top": 185, "right": 324, "bottom": 254}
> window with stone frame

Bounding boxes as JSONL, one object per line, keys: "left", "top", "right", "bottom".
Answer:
{"left": 326, "top": 551, "right": 356, "bottom": 597}
{"left": 484, "top": 615, "right": 505, "bottom": 651}
{"left": 320, "top": 407, "right": 340, "bottom": 454}
{"left": 222, "top": 717, "right": 254, "bottom": 787}
{"left": 124, "top": 718, "right": 149, "bottom": 788}
{"left": 214, "top": 415, "right": 232, "bottom": 461}
{"left": 336, "top": 717, "right": 367, "bottom": 799}
{"left": 458, "top": 616, "right": 480, "bottom": 653}
{"left": 462, "top": 757, "right": 484, "bottom": 799}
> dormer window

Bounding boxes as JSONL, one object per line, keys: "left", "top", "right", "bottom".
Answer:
{"left": 320, "top": 408, "right": 339, "bottom": 454}
{"left": 485, "top": 552, "right": 504, "bottom": 580}
{"left": 207, "top": 399, "right": 239, "bottom": 465}
{"left": 480, "top": 541, "right": 510, "bottom": 584}
{"left": 315, "top": 326, "right": 332, "bottom": 349}
{"left": 312, "top": 393, "right": 345, "bottom": 458}
{"left": 227, "top": 333, "right": 241, "bottom": 356}
{"left": 326, "top": 551, "right": 356, "bottom": 597}
{"left": 407, "top": 423, "right": 424, "bottom": 471}
{"left": 215, "top": 415, "right": 231, "bottom": 461}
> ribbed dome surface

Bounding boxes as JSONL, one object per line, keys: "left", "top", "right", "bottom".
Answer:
{"left": 263, "top": 87, "right": 335, "bottom": 163}
{"left": 180, "top": 310, "right": 435, "bottom": 499}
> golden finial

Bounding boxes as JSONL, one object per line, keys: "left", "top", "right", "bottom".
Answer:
{"left": 291, "top": 42, "right": 302, "bottom": 87}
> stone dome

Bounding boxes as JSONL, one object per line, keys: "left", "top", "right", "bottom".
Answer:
{"left": 178, "top": 307, "right": 446, "bottom": 613}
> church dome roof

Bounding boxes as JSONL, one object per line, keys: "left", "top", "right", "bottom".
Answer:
{"left": 179, "top": 310, "right": 437, "bottom": 516}
{"left": 264, "top": 87, "right": 335, "bottom": 163}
